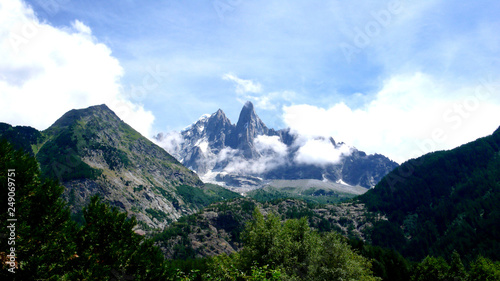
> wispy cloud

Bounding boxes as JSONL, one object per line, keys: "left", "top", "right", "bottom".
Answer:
{"left": 222, "top": 73, "right": 262, "bottom": 94}
{"left": 154, "top": 131, "right": 184, "bottom": 159}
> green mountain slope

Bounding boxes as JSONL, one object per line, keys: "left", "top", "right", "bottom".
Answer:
{"left": 0, "top": 105, "right": 240, "bottom": 229}
{"left": 359, "top": 126, "right": 500, "bottom": 261}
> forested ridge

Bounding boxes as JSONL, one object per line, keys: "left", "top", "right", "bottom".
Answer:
{"left": 359, "top": 126, "right": 500, "bottom": 262}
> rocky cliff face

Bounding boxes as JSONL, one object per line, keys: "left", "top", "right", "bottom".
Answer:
{"left": 1, "top": 105, "right": 237, "bottom": 230}
{"left": 156, "top": 101, "right": 399, "bottom": 189}
{"left": 226, "top": 101, "right": 271, "bottom": 157}
{"left": 155, "top": 198, "right": 386, "bottom": 259}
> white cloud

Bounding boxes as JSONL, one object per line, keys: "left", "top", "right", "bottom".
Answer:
{"left": 254, "top": 135, "right": 287, "bottom": 156}
{"left": 222, "top": 73, "right": 262, "bottom": 94}
{"left": 221, "top": 153, "right": 286, "bottom": 175}
{"left": 0, "top": 0, "right": 155, "bottom": 138}
{"left": 209, "top": 135, "right": 289, "bottom": 175}
{"left": 248, "top": 90, "right": 297, "bottom": 111}
{"left": 283, "top": 72, "right": 500, "bottom": 163}
{"left": 71, "top": 20, "right": 92, "bottom": 35}
{"left": 154, "top": 131, "right": 184, "bottom": 158}
{"left": 295, "top": 138, "right": 352, "bottom": 166}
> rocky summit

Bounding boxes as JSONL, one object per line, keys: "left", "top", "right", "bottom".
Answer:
{"left": 0, "top": 105, "right": 239, "bottom": 229}
{"left": 156, "top": 101, "right": 399, "bottom": 189}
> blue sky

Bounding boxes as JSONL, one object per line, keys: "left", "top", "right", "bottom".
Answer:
{"left": 1, "top": 0, "right": 500, "bottom": 163}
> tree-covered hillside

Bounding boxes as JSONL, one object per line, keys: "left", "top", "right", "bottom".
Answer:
{"left": 359, "top": 126, "right": 500, "bottom": 261}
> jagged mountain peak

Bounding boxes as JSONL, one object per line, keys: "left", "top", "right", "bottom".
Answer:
{"left": 236, "top": 101, "right": 262, "bottom": 128}
{"left": 209, "top": 109, "right": 231, "bottom": 124}
{"left": 242, "top": 100, "right": 254, "bottom": 112}
{"left": 236, "top": 101, "right": 268, "bottom": 137}
{"left": 184, "top": 109, "right": 230, "bottom": 131}
{"left": 157, "top": 102, "right": 399, "bottom": 189}
{"left": 215, "top": 108, "right": 225, "bottom": 116}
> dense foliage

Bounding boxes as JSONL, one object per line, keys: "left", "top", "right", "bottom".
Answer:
{"left": 411, "top": 251, "right": 500, "bottom": 281}
{"left": 0, "top": 123, "right": 43, "bottom": 155}
{"left": 201, "top": 209, "right": 379, "bottom": 280}
{"left": 359, "top": 126, "right": 500, "bottom": 261}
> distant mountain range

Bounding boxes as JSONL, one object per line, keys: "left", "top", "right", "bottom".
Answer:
{"left": 156, "top": 125, "right": 500, "bottom": 264}
{"left": 0, "top": 105, "right": 240, "bottom": 229}
{"left": 156, "top": 101, "right": 399, "bottom": 189}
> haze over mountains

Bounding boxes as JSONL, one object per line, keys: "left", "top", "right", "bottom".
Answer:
{"left": 156, "top": 101, "right": 398, "bottom": 189}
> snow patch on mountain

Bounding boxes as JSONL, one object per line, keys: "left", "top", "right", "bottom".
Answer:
{"left": 195, "top": 138, "right": 209, "bottom": 154}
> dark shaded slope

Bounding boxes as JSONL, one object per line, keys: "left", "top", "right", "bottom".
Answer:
{"left": 0, "top": 123, "right": 43, "bottom": 155}
{"left": 359, "top": 126, "right": 500, "bottom": 261}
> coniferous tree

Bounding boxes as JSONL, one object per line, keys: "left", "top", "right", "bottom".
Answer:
{"left": 448, "top": 250, "right": 468, "bottom": 281}
{"left": 68, "top": 196, "right": 166, "bottom": 280}
{"left": 0, "top": 140, "right": 77, "bottom": 280}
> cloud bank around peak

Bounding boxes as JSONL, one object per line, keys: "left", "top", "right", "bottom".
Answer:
{"left": 294, "top": 137, "right": 352, "bottom": 166}
{"left": 215, "top": 135, "right": 289, "bottom": 176}
{"left": 283, "top": 72, "right": 500, "bottom": 164}
{"left": 0, "top": 0, "right": 155, "bottom": 138}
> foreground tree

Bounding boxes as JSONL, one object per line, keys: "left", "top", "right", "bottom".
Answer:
{"left": 205, "top": 208, "right": 379, "bottom": 280}
{"left": 0, "top": 140, "right": 77, "bottom": 280}
{"left": 469, "top": 256, "right": 500, "bottom": 281}
{"left": 0, "top": 141, "right": 166, "bottom": 280}
{"left": 67, "top": 196, "right": 166, "bottom": 280}
{"left": 411, "top": 252, "right": 500, "bottom": 281}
